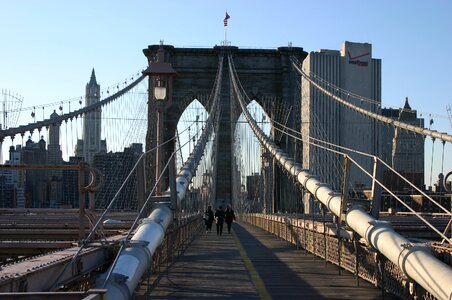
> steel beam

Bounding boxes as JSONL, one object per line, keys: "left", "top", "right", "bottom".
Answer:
{"left": 0, "top": 236, "right": 122, "bottom": 293}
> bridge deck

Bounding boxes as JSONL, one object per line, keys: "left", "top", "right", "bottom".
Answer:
{"left": 136, "top": 222, "right": 398, "bottom": 299}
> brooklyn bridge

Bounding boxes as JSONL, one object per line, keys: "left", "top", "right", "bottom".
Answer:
{"left": 0, "top": 41, "right": 451, "bottom": 300}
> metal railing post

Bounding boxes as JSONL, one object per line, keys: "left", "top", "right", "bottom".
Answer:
{"left": 323, "top": 205, "right": 327, "bottom": 266}
{"left": 338, "top": 155, "right": 351, "bottom": 275}
{"left": 354, "top": 236, "right": 360, "bottom": 287}
{"left": 137, "top": 156, "right": 146, "bottom": 211}
{"left": 371, "top": 156, "right": 382, "bottom": 219}
{"left": 78, "top": 162, "right": 86, "bottom": 241}
{"left": 312, "top": 209, "right": 316, "bottom": 259}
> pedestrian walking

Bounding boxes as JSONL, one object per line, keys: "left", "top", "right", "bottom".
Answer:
{"left": 214, "top": 206, "right": 225, "bottom": 236}
{"left": 225, "top": 205, "right": 236, "bottom": 234}
{"left": 203, "top": 205, "right": 214, "bottom": 233}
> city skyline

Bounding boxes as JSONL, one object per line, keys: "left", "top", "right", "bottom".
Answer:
{"left": 0, "top": 1, "right": 451, "bottom": 184}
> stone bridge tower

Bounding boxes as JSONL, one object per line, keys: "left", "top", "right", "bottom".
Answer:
{"left": 143, "top": 44, "right": 307, "bottom": 211}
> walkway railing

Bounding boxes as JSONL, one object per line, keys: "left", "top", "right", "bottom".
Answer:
{"left": 138, "top": 214, "right": 204, "bottom": 294}
{"left": 241, "top": 213, "right": 448, "bottom": 300}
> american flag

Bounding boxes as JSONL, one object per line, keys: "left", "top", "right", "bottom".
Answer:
{"left": 224, "top": 12, "right": 230, "bottom": 27}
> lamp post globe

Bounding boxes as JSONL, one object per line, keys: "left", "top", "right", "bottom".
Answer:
{"left": 142, "top": 45, "right": 177, "bottom": 195}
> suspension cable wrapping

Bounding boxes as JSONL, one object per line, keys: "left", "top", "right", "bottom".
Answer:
{"left": 227, "top": 54, "right": 452, "bottom": 300}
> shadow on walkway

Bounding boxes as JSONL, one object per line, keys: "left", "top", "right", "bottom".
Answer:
{"left": 234, "top": 221, "right": 397, "bottom": 299}
{"left": 135, "top": 220, "right": 398, "bottom": 299}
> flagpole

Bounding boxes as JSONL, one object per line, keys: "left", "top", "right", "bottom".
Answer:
{"left": 223, "top": 12, "right": 230, "bottom": 45}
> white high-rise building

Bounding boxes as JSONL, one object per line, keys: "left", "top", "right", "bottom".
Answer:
{"left": 75, "top": 69, "right": 107, "bottom": 164}
{"left": 301, "top": 41, "right": 381, "bottom": 192}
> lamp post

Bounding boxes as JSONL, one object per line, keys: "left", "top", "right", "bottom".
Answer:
{"left": 261, "top": 150, "right": 271, "bottom": 214}
{"left": 202, "top": 172, "right": 209, "bottom": 210}
{"left": 143, "top": 46, "right": 177, "bottom": 195}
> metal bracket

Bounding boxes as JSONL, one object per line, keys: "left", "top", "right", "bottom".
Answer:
{"left": 112, "top": 273, "right": 129, "bottom": 284}
{"left": 401, "top": 243, "right": 413, "bottom": 250}
{"left": 122, "top": 240, "right": 150, "bottom": 248}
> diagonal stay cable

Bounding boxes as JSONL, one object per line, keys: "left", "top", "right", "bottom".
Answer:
{"left": 347, "top": 155, "right": 451, "bottom": 243}
{"left": 49, "top": 132, "right": 175, "bottom": 290}
{"left": 271, "top": 112, "right": 452, "bottom": 216}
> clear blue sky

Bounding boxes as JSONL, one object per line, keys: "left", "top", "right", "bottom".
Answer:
{"left": 1, "top": 0, "right": 451, "bottom": 185}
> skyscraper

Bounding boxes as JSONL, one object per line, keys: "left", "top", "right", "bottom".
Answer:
{"left": 301, "top": 41, "right": 381, "bottom": 191}
{"left": 47, "top": 110, "right": 63, "bottom": 165}
{"left": 47, "top": 110, "right": 63, "bottom": 207}
{"left": 75, "top": 69, "right": 107, "bottom": 164}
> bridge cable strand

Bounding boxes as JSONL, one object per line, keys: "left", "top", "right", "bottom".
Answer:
{"left": 346, "top": 154, "right": 452, "bottom": 242}
{"left": 92, "top": 79, "right": 148, "bottom": 209}
{"left": 99, "top": 55, "right": 225, "bottom": 295}
{"left": 100, "top": 89, "right": 220, "bottom": 284}
{"left": 89, "top": 108, "right": 202, "bottom": 238}
{"left": 83, "top": 53, "right": 223, "bottom": 289}
{"left": 0, "top": 74, "right": 146, "bottom": 142}
{"left": 103, "top": 134, "right": 194, "bottom": 285}
{"left": 2, "top": 70, "right": 144, "bottom": 116}
{"left": 228, "top": 54, "right": 452, "bottom": 300}
{"left": 0, "top": 89, "right": 24, "bottom": 129}
{"left": 173, "top": 54, "right": 224, "bottom": 205}
{"left": 290, "top": 56, "right": 452, "bottom": 143}
{"left": 48, "top": 132, "right": 178, "bottom": 290}
{"left": 294, "top": 72, "right": 353, "bottom": 192}
{"left": 270, "top": 60, "right": 452, "bottom": 217}
{"left": 272, "top": 119, "right": 452, "bottom": 218}
{"left": 49, "top": 102, "right": 195, "bottom": 288}
{"left": 289, "top": 60, "right": 452, "bottom": 216}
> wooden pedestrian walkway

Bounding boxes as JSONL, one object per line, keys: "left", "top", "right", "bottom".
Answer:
{"left": 136, "top": 221, "right": 399, "bottom": 299}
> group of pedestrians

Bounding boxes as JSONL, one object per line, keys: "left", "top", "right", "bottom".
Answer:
{"left": 203, "top": 205, "right": 235, "bottom": 236}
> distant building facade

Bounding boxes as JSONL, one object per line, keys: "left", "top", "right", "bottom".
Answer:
{"left": 0, "top": 70, "right": 146, "bottom": 209}
{"left": 47, "top": 110, "right": 63, "bottom": 207}
{"left": 22, "top": 137, "right": 48, "bottom": 207}
{"left": 61, "top": 157, "right": 83, "bottom": 208}
{"left": 301, "top": 41, "right": 381, "bottom": 192}
{"left": 75, "top": 69, "right": 107, "bottom": 164}
{"left": 93, "top": 143, "right": 143, "bottom": 210}
{"left": 0, "top": 109, "right": 66, "bottom": 208}
{"left": 246, "top": 173, "right": 261, "bottom": 211}
{"left": 0, "top": 146, "right": 25, "bottom": 207}
{"left": 380, "top": 98, "right": 425, "bottom": 190}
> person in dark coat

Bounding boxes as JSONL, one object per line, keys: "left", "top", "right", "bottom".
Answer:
{"left": 224, "top": 205, "right": 236, "bottom": 234}
{"left": 203, "top": 205, "right": 214, "bottom": 233}
{"left": 214, "top": 206, "right": 225, "bottom": 236}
